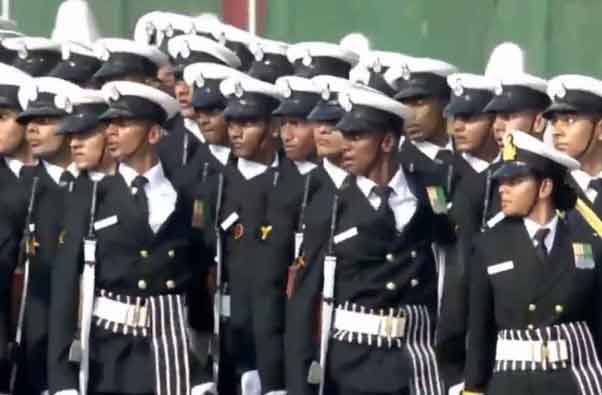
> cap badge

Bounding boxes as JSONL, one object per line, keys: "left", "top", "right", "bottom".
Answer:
{"left": 502, "top": 134, "right": 518, "bottom": 161}
{"left": 97, "top": 45, "right": 110, "bottom": 62}
{"left": 494, "top": 82, "right": 504, "bottom": 96}
{"left": 401, "top": 63, "right": 411, "bottom": 80}
{"left": 181, "top": 41, "right": 191, "bottom": 59}
{"left": 55, "top": 95, "right": 73, "bottom": 114}
{"left": 165, "top": 23, "right": 175, "bottom": 38}
{"left": 26, "top": 84, "right": 39, "bottom": 104}
{"left": 108, "top": 86, "right": 121, "bottom": 102}
{"left": 254, "top": 44, "right": 264, "bottom": 62}
{"left": 321, "top": 83, "right": 331, "bottom": 101}
{"left": 302, "top": 50, "right": 312, "bottom": 66}
{"left": 554, "top": 82, "right": 567, "bottom": 100}
{"left": 195, "top": 73, "right": 205, "bottom": 88}
{"left": 234, "top": 81, "right": 244, "bottom": 98}
{"left": 17, "top": 43, "right": 28, "bottom": 60}
{"left": 452, "top": 77, "right": 464, "bottom": 96}
{"left": 145, "top": 21, "right": 156, "bottom": 37}
{"left": 61, "top": 45, "right": 71, "bottom": 61}
{"left": 372, "top": 57, "right": 382, "bottom": 73}
{"left": 217, "top": 31, "right": 227, "bottom": 46}
{"left": 339, "top": 92, "right": 352, "bottom": 112}
{"left": 282, "top": 81, "right": 292, "bottom": 98}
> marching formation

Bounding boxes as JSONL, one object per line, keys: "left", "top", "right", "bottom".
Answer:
{"left": 2, "top": 4, "right": 602, "bottom": 395}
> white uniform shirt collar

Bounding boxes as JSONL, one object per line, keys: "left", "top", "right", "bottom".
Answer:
{"left": 523, "top": 215, "right": 559, "bottom": 254}
{"left": 572, "top": 169, "right": 602, "bottom": 202}
{"left": 183, "top": 117, "right": 206, "bottom": 143}
{"left": 43, "top": 160, "right": 76, "bottom": 185}
{"left": 413, "top": 139, "right": 453, "bottom": 160}
{"left": 322, "top": 158, "right": 348, "bottom": 189}
{"left": 208, "top": 144, "right": 231, "bottom": 166}
{"left": 89, "top": 171, "right": 106, "bottom": 182}
{"left": 462, "top": 153, "right": 490, "bottom": 173}
{"left": 119, "top": 161, "right": 177, "bottom": 233}
{"left": 4, "top": 156, "right": 24, "bottom": 178}
{"left": 294, "top": 160, "right": 317, "bottom": 175}
{"left": 237, "top": 155, "right": 279, "bottom": 180}
{"left": 356, "top": 167, "right": 417, "bottom": 231}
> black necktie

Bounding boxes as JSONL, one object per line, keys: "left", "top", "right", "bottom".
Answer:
{"left": 435, "top": 149, "right": 454, "bottom": 164}
{"left": 588, "top": 178, "right": 602, "bottom": 195}
{"left": 372, "top": 185, "right": 396, "bottom": 231}
{"left": 534, "top": 228, "right": 550, "bottom": 263}
{"left": 131, "top": 175, "right": 149, "bottom": 217}
{"left": 59, "top": 170, "right": 75, "bottom": 190}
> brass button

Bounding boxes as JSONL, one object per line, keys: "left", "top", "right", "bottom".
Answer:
{"left": 137, "top": 280, "right": 147, "bottom": 290}
{"left": 410, "top": 250, "right": 417, "bottom": 258}
{"left": 386, "top": 253, "right": 395, "bottom": 263}
{"left": 166, "top": 280, "right": 176, "bottom": 289}
{"left": 528, "top": 304, "right": 536, "bottom": 312}
{"left": 140, "top": 250, "right": 149, "bottom": 258}
{"left": 410, "top": 278, "right": 419, "bottom": 287}
{"left": 555, "top": 305, "right": 564, "bottom": 314}
{"left": 386, "top": 282, "right": 396, "bottom": 291}
{"left": 168, "top": 249, "right": 175, "bottom": 258}
{"left": 528, "top": 324, "right": 534, "bottom": 330}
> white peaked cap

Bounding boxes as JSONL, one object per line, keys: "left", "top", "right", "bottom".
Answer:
{"left": 167, "top": 34, "right": 241, "bottom": 68}
{"left": 447, "top": 73, "right": 498, "bottom": 94}
{"left": 101, "top": 80, "right": 180, "bottom": 120}
{"left": 508, "top": 129, "right": 580, "bottom": 170}
{"left": 275, "top": 76, "right": 321, "bottom": 97}
{"left": 0, "top": 63, "right": 33, "bottom": 87}
{"left": 485, "top": 42, "right": 525, "bottom": 79}
{"left": 67, "top": 88, "right": 105, "bottom": 105}
{"left": 51, "top": 0, "right": 100, "bottom": 46}
{"left": 497, "top": 73, "right": 547, "bottom": 94}
{"left": 183, "top": 62, "right": 244, "bottom": 87}
{"left": 94, "top": 38, "right": 169, "bottom": 67}
{"left": 339, "top": 86, "right": 413, "bottom": 122}
{"left": 220, "top": 74, "right": 282, "bottom": 100}
{"left": 287, "top": 42, "right": 359, "bottom": 66}
{"left": 18, "top": 76, "right": 82, "bottom": 111}
{"left": 547, "top": 74, "right": 602, "bottom": 100}
{"left": 339, "top": 33, "right": 370, "bottom": 55}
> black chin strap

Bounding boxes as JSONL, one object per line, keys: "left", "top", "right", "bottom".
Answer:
{"left": 574, "top": 118, "right": 598, "bottom": 161}
{"left": 524, "top": 178, "right": 544, "bottom": 218}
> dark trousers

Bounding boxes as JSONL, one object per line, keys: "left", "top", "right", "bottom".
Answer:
{"left": 325, "top": 380, "right": 410, "bottom": 395}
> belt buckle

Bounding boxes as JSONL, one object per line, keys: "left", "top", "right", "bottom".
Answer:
{"left": 541, "top": 341, "right": 549, "bottom": 364}
{"left": 381, "top": 315, "right": 395, "bottom": 338}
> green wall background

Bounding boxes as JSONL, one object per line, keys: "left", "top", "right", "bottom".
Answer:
{"left": 11, "top": 0, "right": 602, "bottom": 78}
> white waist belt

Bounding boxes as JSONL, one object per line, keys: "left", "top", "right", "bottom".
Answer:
{"left": 333, "top": 307, "right": 407, "bottom": 338}
{"left": 93, "top": 296, "right": 150, "bottom": 328}
{"left": 496, "top": 338, "right": 569, "bottom": 364}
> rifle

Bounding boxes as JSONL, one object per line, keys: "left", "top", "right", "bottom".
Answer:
{"left": 212, "top": 173, "right": 225, "bottom": 386}
{"left": 71, "top": 181, "right": 99, "bottom": 395}
{"left": 295, "top": 173, "right": 312, "bottom": 259}
{"left": 308, "top": 194, "right": 340, "bottom": 395}
{"left": 480, "top": 168, "right": 493, "bottom": 231}
{"left": 9, "top": 176, "right": 39, "bottom": 394}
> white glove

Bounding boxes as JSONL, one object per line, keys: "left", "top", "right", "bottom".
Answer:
{"left": 241, "top": 370, "right": 261, "bottom": 395}
{"left": 53, "top": 390, "right": 77, "bottom": 395}
{"left": 449, "top": 381, "right": 464, "bottom": 395}
{"left": 192, "top": 382, "right": 216, "bottom": 395}
{"left": 265, "top": 391, "right": 287, "bottom": 395}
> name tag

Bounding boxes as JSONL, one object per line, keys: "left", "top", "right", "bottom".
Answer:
{"left": 294, "top": 232, "right": 304, "bottom": 258}
{"left": 487, "top": 260, "right": 514, "bottom": 275}
{"left": 334, "top": 227, "right": 358, "bottom": 245}
{"left": 220, "top": 212, "right": 239, "bottom": 231}
{"left": 486, "top": 212, "right": 505, "bottom": 229}
{"left": 94, "top": 215, "right": 118, "bottom": 231}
